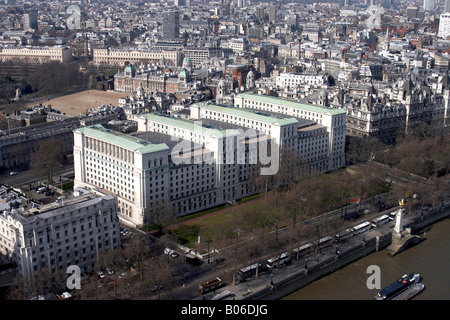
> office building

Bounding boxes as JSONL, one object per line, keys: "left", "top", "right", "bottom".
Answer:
{"left": 423, "top": 0, "right": 434, "bottom": 11}
{"left": 23, "top": 12, "right": 38, "bottom": 31}
{"left": 0, "top": 186, "right": 120, "bottom": 277}
{"left": 92, "top": 47, "right": 183, "bottom": 67}
{"left": 162, "top": 9, "right": 180, "bottom": 41}
{"left": 74, "top": 92, "right": 346, "bottom": 227}
{"left": 439, "top": 13, "right": 450, "bottom": 38}
{"left": 0, "top": 45, "right": 73, "bottom": 64}
{"left": 234, "top": 92, "right": 347, "bottom": 171}
{"left": 74, "top": 117, "right": 263, "bottom": 227}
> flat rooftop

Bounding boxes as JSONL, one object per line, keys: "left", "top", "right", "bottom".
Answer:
{"left": 141, "top": 113, "right": 242, "bottom": 138}
{"left": 76, "top": 124, "right": 169, "bottom": 154}
{"left": 236, "top": 92, "right": 346, "bottom": 116}
{"left": 133, "top": 131, "right": 203, "bottom": 150}
{"left": 194, "top": 102, "right": 301, "bottom": 126}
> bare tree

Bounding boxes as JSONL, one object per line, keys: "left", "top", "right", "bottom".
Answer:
{"left": 145, "top": 199, "right": 178, "bottom": 235}
{"left": 30, "top": 137, "right": 64, "bottom": 188}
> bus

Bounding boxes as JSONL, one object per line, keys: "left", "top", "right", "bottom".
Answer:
{"left": 211, "top": 290, "right": 234, "bottom": 300}
{"left": 316, "top": 236, "right": 333, "bottom": 249}
{"left": 237, "top": 263, "right": 266, "bottom": 281}
{"left": 266, "top": 252, "right": 291, "bottom": 269}
{"left": 198, "top": 277, "right": 223, "bottom": 295}
{"left": 292, "top": 242, "right": 314, "bottom": 258}
{"left": 353, "top": 221, "right": 371, "bottom": 235}
{"left": 372, "top": 214, "right": 391, "bottom": 228}
{"left": 334, "top": 228, "right": 354, "bottom": 242}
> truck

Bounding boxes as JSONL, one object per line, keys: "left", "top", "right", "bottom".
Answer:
{"left": 198, "top": 277, "right": 223, "bottom": 295}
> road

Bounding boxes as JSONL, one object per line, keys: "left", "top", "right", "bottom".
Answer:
{"left": 142, "top": 196, "right": 398, "bottom": 300}
{"left": 1, "top": 164, "right": 74, "bottom": 188}
{"left": 1, "top": 165, "right": 434, "bottom": 301}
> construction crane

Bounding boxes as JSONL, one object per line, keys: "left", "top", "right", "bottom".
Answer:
{"left": 364, "top": 42, "right": 375, "bottom": 62}
{"left": 342, "top": 41, "right": 355, "bottom": 61}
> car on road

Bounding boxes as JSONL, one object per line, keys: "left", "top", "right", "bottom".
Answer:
{"left": 9, "top": 171, "right": 17, "bottom": 176}
{"left": 37, "top": 187, "right": 47, "bottom": 194}
{"left": 164, "top": 247, "right": 179, "bottom": 258}
{"left": 152, "top": 285, "right": 163, "bottom": 292}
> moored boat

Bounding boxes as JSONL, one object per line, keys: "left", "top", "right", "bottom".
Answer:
{"left": 375, "top": 273, "right": 421, "bottom": 300}
{"left": 391, "top": 283, "right": 425, "bottom": 300}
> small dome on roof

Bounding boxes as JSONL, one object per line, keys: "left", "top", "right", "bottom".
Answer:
{"left": 179, "top": 68, "right": 190, "bottom": 77}
{"left": 124, "top": 63, "right": 136, "bottom": 73}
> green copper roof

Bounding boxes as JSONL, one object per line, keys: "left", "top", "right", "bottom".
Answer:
{"left": 236, "top": 92, "right": 346, "bottom": 116}
{"left": 195, "top": 101, "right": 299, "bottom": 126}
{"left": 141, "top": 113, "right": 242, "bottom": 138}
{"left": 76, "top": 124, "right": 169, "bottom": 154}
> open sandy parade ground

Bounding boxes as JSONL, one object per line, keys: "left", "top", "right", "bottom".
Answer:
{"left": 25, "top": 90, "right": 126, "bottom": 116}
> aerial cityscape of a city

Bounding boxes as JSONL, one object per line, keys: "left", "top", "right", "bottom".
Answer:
{"left": 0, "top": 0, "right": 450, "bottom": 308}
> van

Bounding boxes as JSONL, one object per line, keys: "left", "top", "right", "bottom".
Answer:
{"left": 184, "top": 253, "right": 201, "bottom": 266}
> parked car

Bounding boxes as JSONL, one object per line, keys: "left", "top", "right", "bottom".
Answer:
{"left": 9, "top": 171, "right": 17, "bottom": 176}
{"left": 37, "top": 187, "right": 47, "bottom": 194}
{"left": 106, "top": 268, "right": 114, "bottom": 275}
{"left": 96, "top": 270, "right": 105, "bottom": 279}
{"left": 57, "top": 292, "right": 72, "bottom": 299}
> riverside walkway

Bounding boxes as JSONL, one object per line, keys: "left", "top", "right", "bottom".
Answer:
{"left": 186, "top": 200, "right": 450, "bottom": 301}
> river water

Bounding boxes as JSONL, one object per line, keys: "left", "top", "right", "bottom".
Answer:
{"left": 283, "top": 216, "right": 450, "bottom": 300}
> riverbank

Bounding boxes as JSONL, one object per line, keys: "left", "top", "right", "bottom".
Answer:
{"left": 222, "top": 201, "right": 450, "bottom": 300}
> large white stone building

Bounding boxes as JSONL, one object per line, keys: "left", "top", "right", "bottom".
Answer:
{"left": 0, "top": 45, "right": 73, "bottom": 64}
{"left": 275, "top": 72, "right": 329, "bottom": 89}
{"left": 73, "top": 93, "right": 346, "bottom": 227}
{"left": 439, "top": 13, "right": 450, "bottom": 39}
{"left": 0, "top": 186, "right": 120, "bottom": 278}
{"left": 234, "top": 92, "right": 347, "bottom": 171}
{"left": 93, "top": 47, "right": 183, "bottom": 67}
{"left": 74, "top": 115, "right": 264, "bottom": 227}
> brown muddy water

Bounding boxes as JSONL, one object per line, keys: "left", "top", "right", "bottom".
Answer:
{"left": 283, "top": 216, "right": 450, "bottom": 300}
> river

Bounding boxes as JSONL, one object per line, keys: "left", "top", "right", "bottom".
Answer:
{"left": 283, "top": 216, "right": 450, "bottom": 300}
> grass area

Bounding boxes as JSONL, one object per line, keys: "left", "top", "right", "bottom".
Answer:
{"left": 171, "top": 225, "right": 201, "bottom": 246}
{"left": 168, "top": 195, "right": 263, "bottom": 248}
{"left": 176, "top": 194, "right": 262, "bottom": 223}
{"left": 61, "top": 181, "right": 74, "bottom": 191}
{"left": 155, "top": 164, "right": 393, "bottom": 250}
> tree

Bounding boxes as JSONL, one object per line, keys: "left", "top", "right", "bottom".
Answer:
{"left": 144, "top": 198, "right": 178, "bottom": 235}
{"left": 122, "top": 232, "right": 151, "bottom": 282}
{"left": 30, "top": 137, "right": 65, "bottom": 188}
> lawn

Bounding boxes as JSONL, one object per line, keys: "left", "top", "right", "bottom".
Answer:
{"left": 169, "top": 198, "right": 262, "bottom": 248}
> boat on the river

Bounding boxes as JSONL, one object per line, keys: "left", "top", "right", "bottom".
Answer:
{"left": 391, "top": 283, "right": 425, "bottom": 300}
{"left": 375, "top": 273, "right": 421, "bottom": 300}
